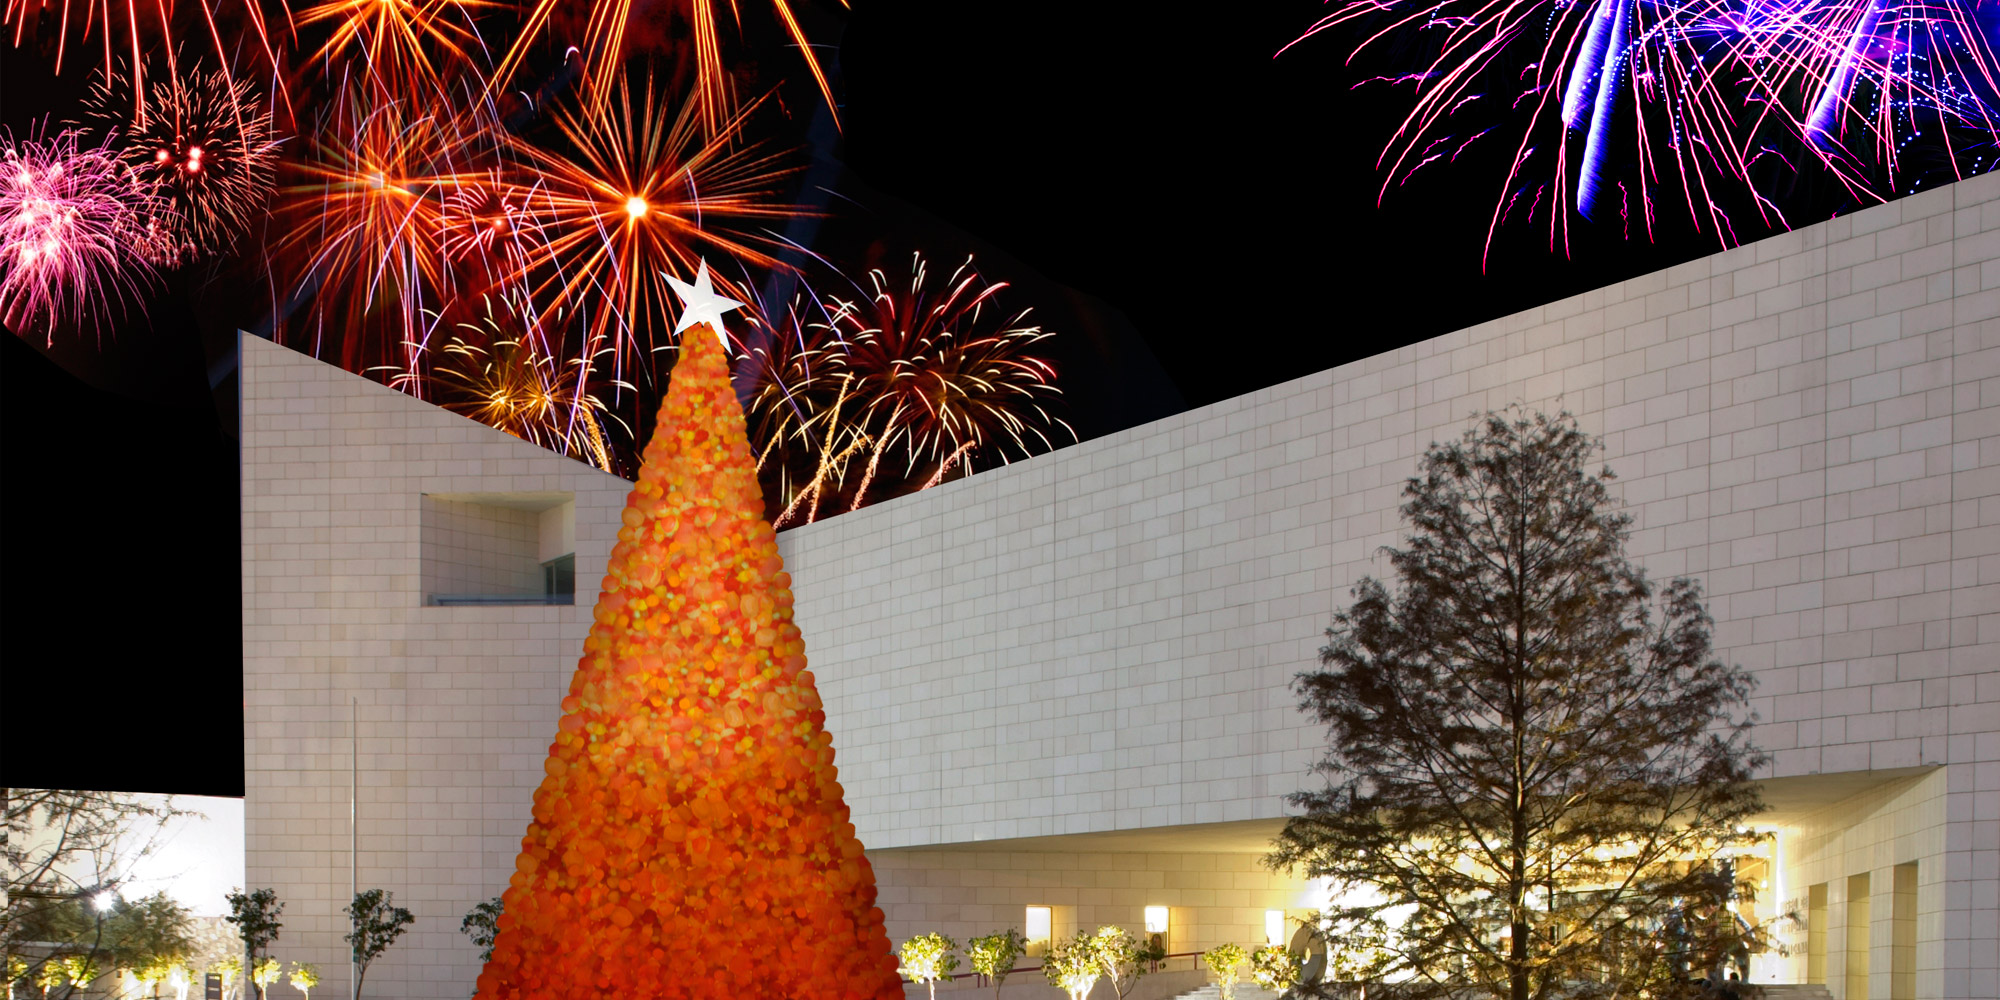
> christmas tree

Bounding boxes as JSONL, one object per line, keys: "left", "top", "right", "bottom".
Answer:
{"left": 475, "top": 309, "right": 903, "bottom": 999}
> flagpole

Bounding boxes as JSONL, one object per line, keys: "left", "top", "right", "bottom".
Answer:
{"left": 351, "top": 697, "right": 358, "bottom": 1000}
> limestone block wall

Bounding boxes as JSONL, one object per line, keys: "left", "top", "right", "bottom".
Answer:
{"left": 869, "top": 850, "right": 1316, "bottom": 961}
{"left": 240, "top": 335, "right": 630, "bottom": 1000}
{"left": 781, "top": 176, "right": 2000, "bottom": 997}
{"left": 1770, "top": 769, "right": 1953, "bottom": 999}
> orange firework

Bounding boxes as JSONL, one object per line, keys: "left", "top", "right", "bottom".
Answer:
{"left": 276, "top": 80, "right": 493, "bottom": 374}
{"left": 292, "top": 0, "right": 507, "bottom": 92}
{"left": 490, "top": 0, "right": 842, "bottom": 135}
{"left": 505, "top": 74, "right": 804, "bottom": 383}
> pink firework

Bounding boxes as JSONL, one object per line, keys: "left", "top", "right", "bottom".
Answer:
{"left": 0, "top": 129, "right": 158, "bottom": 340}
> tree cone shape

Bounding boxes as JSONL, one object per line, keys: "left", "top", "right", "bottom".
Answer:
{"left": 476, "top": 324, "right": 903, "bottom": 1000}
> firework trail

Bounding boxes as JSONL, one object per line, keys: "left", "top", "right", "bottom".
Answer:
{"left": 398, "top": 293, "right": 622, "bottom": 470}
{"left": 0, "top": 128, "right": 159, "bottom": 340}
{"left": 292, "top": 0, "right": 508, "bottom": 94}
{"left": 730, "top": 279, "right": 867, "bottom": 522}
{"left": 1288, "top": 0, "right": 2000, "bottom": 252}
{"left": 275, "top": 78, "right": 497, "bottom": 376}
{"left": 502, "top": 74, "right": 807, "bottom": 392}
{"left": 86, "top": 62, "right": 281, "bottom": 263}
{"left": 4, "top": 0, "right": 279, "bottom": 126}
{"left": 490, "top": 0, "right": 843, "bottom": 135}
{"left": 824, "top": 253, "right": 1071, "bottom": 512}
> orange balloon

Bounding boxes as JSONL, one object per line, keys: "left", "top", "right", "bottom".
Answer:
{"left": 476, "top": 324, "right": 899, "bottom": 1000}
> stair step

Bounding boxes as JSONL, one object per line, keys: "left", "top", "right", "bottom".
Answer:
{"left": 1166, "top": 985, "right": 1282, "bottom": 1000}
{"left": 1165, "top": 983, "right": 1831, "bottom": 1000}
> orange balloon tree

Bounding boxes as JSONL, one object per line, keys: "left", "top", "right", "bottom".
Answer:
{"left": 475, "top": 322, "right": 903, "bottom": 1000}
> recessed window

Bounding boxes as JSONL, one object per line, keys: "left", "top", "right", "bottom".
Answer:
{"left": 423, "top": 492, "right": 575, "bottom": 606}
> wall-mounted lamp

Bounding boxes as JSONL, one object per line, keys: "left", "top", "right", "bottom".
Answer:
{"left": 1265, "top": 909, "right": 1286, "bottom": 947}
{"left": 1144, "top": 906, "right": 1169, "bottom": 934}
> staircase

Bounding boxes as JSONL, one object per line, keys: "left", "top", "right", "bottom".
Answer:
{"left": 1163, "top": 984, "right": 1832, "bottom": 1000}
{"left": 1163, "top": 986, "right": 1282, "bottom": 1000}
{"left": 1752, "top": 986, "right": 1834, "bottom": 1000}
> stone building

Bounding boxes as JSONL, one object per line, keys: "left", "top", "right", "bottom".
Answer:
{"left": 245, "top": 172, "right": 2000, "bottom": 999}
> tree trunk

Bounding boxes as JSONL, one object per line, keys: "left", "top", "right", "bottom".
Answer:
{"left": 1511, "top": 919, "right": 1530, "bottom": 1000}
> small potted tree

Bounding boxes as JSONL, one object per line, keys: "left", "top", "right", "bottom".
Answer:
{"left": 1042, "top": 933, "right": 1101, "bottom": 1000}
{"left": 896, "top": 933, "right": 958, "bottom": 1000}
{"left": 224, "top": 889, "right": 283, "bottom": 1000}
{"left": 249, "top": 958, "right": 281, "bottom": 1000}
{"left": 1089, "top": 926, "right": 1147, "bottom": 1000}
{"left": 344, "top": 890, "right": 413, "bottom": 998}
{"left": 287, "top": 963, "right": 319, "bottom": 1000}
{"left": 460, "top": 898, "right": 504, "bottom": 965}
{"left": 1251, "top": 945, "right": 1302, "bottom": 996}
{"left": 1202, "top": 943, "right": 1246, "bottom": 1000}
{"left": 964, "top": 929, "right": 1025, "bottom": 1000}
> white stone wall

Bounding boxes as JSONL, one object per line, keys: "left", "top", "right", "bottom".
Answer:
{"left": 240, "top": 335, "right": 631, "bottom": 1000}
{"left": 780, "top": 176, "right": 2000, "bottom": 996}
{"left": 245, "top": 171, "right": 2000, "bottom": 998}
{"left": 1767, "top": 770, "right": 1949, "bottom": 998}
{"left": 870, "top": 849, "right": 1314, "bottom": 960}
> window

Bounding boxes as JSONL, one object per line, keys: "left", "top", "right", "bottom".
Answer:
{"left": 423, "top": 492, "right": 575, "bottom": 606}
{"left": 543, "top": 553, "right": 575, "bottom": 601}
{"left": 1026, "top": 905, "right": 1052, "bottom": 955}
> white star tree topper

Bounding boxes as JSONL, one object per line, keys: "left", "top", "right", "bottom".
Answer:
{"left": 665, "top": 259, "right": 746, "bottom": 350}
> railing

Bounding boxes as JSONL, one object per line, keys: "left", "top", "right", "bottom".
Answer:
{"left": 428, "top": 593, "right": 574, "bottom": 606}
{"left": 935, "top": 952, "right": 1206, "bottom": 987}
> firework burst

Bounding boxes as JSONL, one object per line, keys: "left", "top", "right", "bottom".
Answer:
{"left": 442, "top": 172, "right": 530, "bottom": 275}
{"left": 504, "top": 74, "right": 806, "bottom": 385}
{"left": 0, "top": 128, "right": 159, "bottom": 339}
{"left": 1289, "top": 0, "right": 2000, "bottom": 252}
{"left": 86, "top": 62, "right": 281, "bottom": 263}
{"left": 276, "top": 80, "right": 495, "bottom": 373}
{"left": 401, "top": 294, "right": 621, "bottom": 470}
{"left": 824, "top": 253, "right": 1070, "bottom": 511}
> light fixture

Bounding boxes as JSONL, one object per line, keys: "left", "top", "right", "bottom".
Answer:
{"left": 1265, "top": 909, "right": 1285, "bottom": 946}
{"left": 1026, "top": 905, "right": 1052, "bottom": 947}
{"left": 1144, "top": 906, "right": 1169, "bottom": 934}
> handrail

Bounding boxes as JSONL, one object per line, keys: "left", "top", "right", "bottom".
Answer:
{"left": 428, "top": 593, "right": 574, "bottom": 606}
{"left": 932, "top": 951, "right": 1206, "bottom": 984}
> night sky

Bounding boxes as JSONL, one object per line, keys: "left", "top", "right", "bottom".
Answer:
{"left": 0, "top": 0, "right": 1884, "bottom": 794}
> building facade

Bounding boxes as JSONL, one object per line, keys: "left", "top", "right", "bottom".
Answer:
{"left": 244, "top": 173, "right": 2000, "bottom": 998}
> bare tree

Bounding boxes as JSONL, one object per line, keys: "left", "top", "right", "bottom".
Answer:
{"left": 1268, "top": 410, "right": 1769, "bottom": 1000}
{"left": 3, "top": 789, "right": 191, "bottom": 1000}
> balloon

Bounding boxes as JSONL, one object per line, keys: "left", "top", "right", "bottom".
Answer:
{"left": 477, "top": 324, "right": 900, "bottom": 1000}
